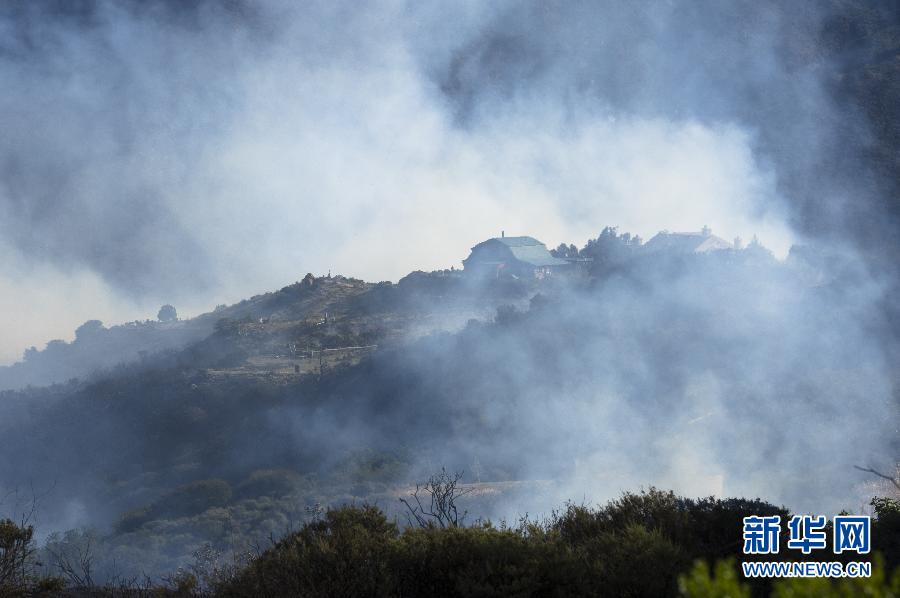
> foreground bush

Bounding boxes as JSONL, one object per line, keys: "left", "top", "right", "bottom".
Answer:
{"left": 0, "top": 518, "right": 66, "bottom": 596}
{"left": 216, "top": 489, "right": 792, "bottom": 597}
{"left": 219, "top": 505, "right": 397, "bottom": 597}
{"left": 20, "top": 488, "right": 899, "bottom": 596}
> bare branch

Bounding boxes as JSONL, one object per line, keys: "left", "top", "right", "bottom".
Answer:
{"left": 854, "top": 465, "right": 900, "bottom": 491}
{"left": 45, "top": 530, "right": 95, "bottom": 589}
{"left": 399, "top": 469, "right": 472, "bottom": 529}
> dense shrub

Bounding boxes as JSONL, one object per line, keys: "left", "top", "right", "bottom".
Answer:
{"left": 218, "top": 490, "right": 793, "bottom": 597}
{"left": 218, "top": 505, "right": 397, "bottom": 597}
{"left": 0, "top": 518, "right": 34, "bottom": 595}
{"left": 553, "top": 488, "right": 788, "bottom": 562}
{"left": 391, "top": 525, "right": 587, "bottom": 597}
{"left": 678, "top": 559, "right": 750, "bottom": 598}
{"left": 31, "top": 488, "right": 900, "bottom": 596}
{"left": 0, "top": 518, "right": 66, "bottom": 596}
{"left": 581, "top": 523, "right": 684, "bottom": 596}
{"left": 220, "top": 507, "right": 587, "bottom": 597}
{"left": 872, "top": 496, "right": 900, "bottom": 570}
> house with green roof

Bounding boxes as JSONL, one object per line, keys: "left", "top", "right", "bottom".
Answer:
{"left": 462, "top": 233, "right": 571, "bottom": 279}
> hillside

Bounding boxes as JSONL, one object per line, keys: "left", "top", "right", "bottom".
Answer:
{"left": 0, "top": 235, "right": 896, "bottom": 584}
{"left": 0, "top": 270, "right": 521, "bottom": 391}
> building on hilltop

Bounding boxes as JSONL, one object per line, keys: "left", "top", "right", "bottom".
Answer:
{"left": 463, "top": 233, "right": 572, "bottom": 279}
{"left": 642, "top": 225, "right": 734, "bottom": 254}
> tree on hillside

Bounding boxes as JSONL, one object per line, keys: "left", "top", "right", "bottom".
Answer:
{"left": 551, "top": 243, "right": 580, "bottom": 258}
{"left": 74, "top": 320, "right": 104, "bottom": 341}
{"left": 157, "top": 305, "right": 177, "bottom": 322}
{"left": 580, "top": 226, "right": 642, "bottom": 276}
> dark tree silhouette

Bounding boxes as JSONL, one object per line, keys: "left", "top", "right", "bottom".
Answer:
{"left": 157, "top": 305, "right": 177, "bottom": 322}
{"left": 74, "top": 320, "right": 104, "bottom": 341}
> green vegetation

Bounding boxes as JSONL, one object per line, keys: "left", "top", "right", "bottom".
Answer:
{"left": 1, "top": 518, "right": 65, "bottom": 596}
{"left": 1, "top": 481, "right": 898, "bottom": 596}
{"left": 680, "top": 556, "right": 900, "bottom": 598}
{"left": 209, "top": 489, "right": 900, "bottom": 597}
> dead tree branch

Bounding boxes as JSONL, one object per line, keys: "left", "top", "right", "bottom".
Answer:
{"left": 46, "top": 530, "right": 95, "bottom": 589}
{"left": 400, "top": 468, "right": 473, "bottom": 529}
{"left": 854, "top": 465, "right": 900, "bottom": 491}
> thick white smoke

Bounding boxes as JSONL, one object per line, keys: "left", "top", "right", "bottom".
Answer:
{"left": 0, "top": 1, "right": 808, "bottom": 363}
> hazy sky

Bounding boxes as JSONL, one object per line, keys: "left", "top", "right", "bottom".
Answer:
{"left": 0, "top": 1, "right": 880, "bottom": 364}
